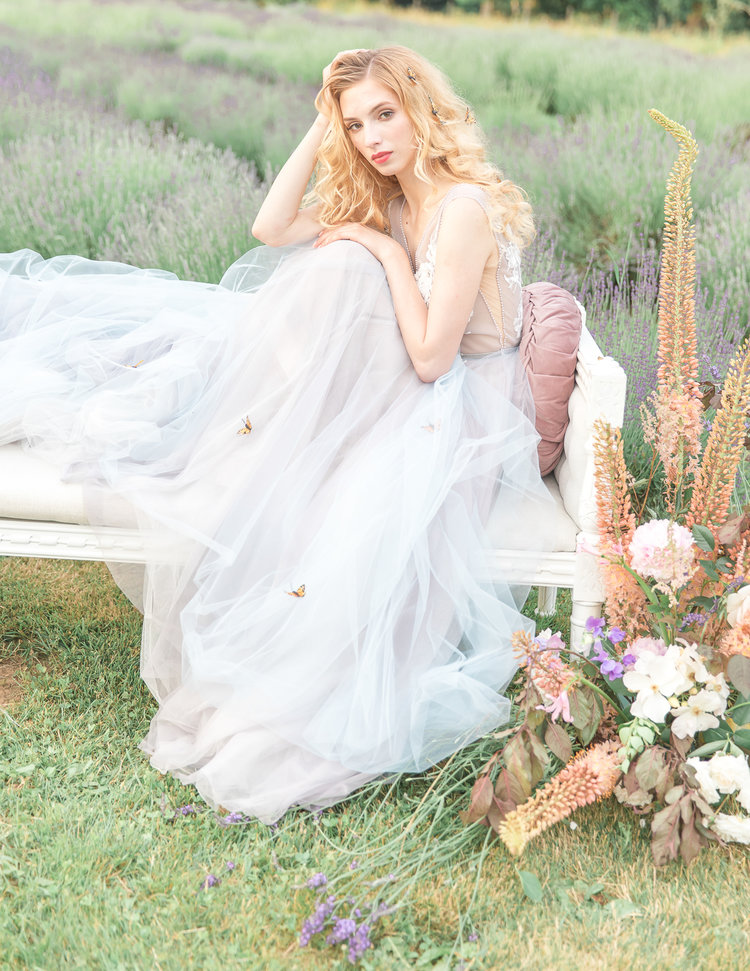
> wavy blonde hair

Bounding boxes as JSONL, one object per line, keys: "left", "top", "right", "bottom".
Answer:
{"left": 311, "top": 46, "right": 534, "bottom": 247}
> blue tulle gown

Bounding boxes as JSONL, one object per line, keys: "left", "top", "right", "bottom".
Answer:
{"left": 0, "top": 184, "right": 550, "bottom": 821}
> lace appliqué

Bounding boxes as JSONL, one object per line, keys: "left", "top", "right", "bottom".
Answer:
{"left": 414, "top": 231, "right": 437, "bottom": 304}
{"left": 503, "top": 240, "right": 523, "bottom": 341}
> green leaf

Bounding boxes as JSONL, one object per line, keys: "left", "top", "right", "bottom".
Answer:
{"left": 459, "top": 774, "right": 494, "bottom": 825}
{"left": 518, "top": 869, "right": 543, "bottom": 903}
{"left": 728, "top": 700, "right": 750, "bottom": 726}
{"left": 692, "top": 524, "right": 715, "bottom": 552}
{"left": 688, "top": 739, "right": 729, "bottom": 759}
{"left": 651, "top": 801, "right": 682, "bottom": 865}
{"left": 727, "top": 656, "right": 750, "bottom": 696}
{"left": 731, "top": 729, "right": 750, "bottom": 752}
{"left": 607, "top": 899, "right": 642, "bottom": 920}
{"left": 699, "top": 561, "right": 720, "bottom": 582}
{"left": 544, "top": 722, "right": 573, "bottom": 764}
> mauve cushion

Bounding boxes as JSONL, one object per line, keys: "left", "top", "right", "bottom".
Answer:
{"left": 520, "top": 282, "right": 583, "bottom": 476}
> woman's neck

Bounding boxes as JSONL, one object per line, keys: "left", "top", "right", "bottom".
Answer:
{"left": 397, "top": 168, "right": 454, "bottom": 223}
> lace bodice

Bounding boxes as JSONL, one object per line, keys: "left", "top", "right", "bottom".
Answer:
{"left": 389, "top": 184, "right": 523, "bottom": 356}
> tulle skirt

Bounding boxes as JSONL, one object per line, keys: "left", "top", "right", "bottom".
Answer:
{"left": 0, "top": 241, "right": 549, "bottom": 822}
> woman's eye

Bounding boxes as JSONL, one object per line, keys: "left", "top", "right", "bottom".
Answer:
{"left": 347, "top": 123, "right": 362, "bottom": 132}
{"left": 380, "top": 111, "right": 393, "bottom": 120}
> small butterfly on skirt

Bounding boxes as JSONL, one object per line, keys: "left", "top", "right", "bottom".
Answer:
{"left": 237, "top": 416, "right": 253, "bottom": 435}
{"left": 286, "top": 584, "right": 306, "bottom": 598}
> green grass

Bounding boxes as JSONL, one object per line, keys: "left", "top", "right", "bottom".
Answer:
{"left": 1, "top": 560, "right": 749, "bottom": 969}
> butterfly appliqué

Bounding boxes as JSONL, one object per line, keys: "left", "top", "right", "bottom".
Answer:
{"left": 286, "top": 584, "right": 306, "bottom": 598}
{"left": 237, "top": 416, "right": 253, "bottom": 436}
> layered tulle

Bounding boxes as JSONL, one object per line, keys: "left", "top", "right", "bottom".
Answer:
{"left": 0, "top": 241, "right": 549, "bottom": 822}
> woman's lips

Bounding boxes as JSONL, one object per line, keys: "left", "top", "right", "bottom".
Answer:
{"left": 371, "top": 152, "right": 392, "bottom": 164}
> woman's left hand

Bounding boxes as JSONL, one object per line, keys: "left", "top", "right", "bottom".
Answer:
{"left": 313, "top": 223, "right": 398, "bottom": 265}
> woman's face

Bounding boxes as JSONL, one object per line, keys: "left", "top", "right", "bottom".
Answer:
{"left": 339, "top": 78, "right": 416, "bottom": 178}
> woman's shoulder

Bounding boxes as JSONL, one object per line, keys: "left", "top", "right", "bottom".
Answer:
{"left": 441, "top": 183, "right": 492, "bottom": 211}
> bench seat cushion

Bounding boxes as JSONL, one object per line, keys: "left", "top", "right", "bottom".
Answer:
{"left": 0, "top": 443, "right": 579, "bottom": 555}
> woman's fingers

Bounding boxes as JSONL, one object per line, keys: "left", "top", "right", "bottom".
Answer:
{"left": 322, "top": 48, "right": 369, "bottom": 84}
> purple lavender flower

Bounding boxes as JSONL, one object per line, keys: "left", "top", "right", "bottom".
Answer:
{"left": 299, "top": 895, "right": 337, "bottom": 947}
{"left": 306, "top": 872, "right": 328, "bottom": 889}
{"left": 679, "top": 612, "right": 707, "bottom": 630}
{"left": 347, "top": 923, "right": 373, "bottom": 964}
{"left": 326, "top": 917, "right": 357, "bottom": 945}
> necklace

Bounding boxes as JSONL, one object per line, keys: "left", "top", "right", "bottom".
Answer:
{"left": 398, "top": 198, "right": 415, "bottom": 273}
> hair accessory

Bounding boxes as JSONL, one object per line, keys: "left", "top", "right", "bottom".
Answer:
{"left": 406, "top": 66, "right": 444, "bottom": 125}
{"left": 465, "top": 107, "right": 476, "bottom": 125}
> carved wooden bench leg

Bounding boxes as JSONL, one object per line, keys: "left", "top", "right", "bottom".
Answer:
{"left": 536, "top": 585, "right": 558, "bottom": 616}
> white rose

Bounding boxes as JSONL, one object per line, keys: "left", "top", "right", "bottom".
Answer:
{"left": 709, "top": 813, "right": 750, "bottom": 844}
{"left": 727, "top": 585, "right": 750, "bottom": 628}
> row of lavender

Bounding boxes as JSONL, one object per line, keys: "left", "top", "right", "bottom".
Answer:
{"left": 0, "top": 29, "right": 746, "bottom": 451}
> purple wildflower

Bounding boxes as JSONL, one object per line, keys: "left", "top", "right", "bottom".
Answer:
{"left": 586, "top": 617, "right": 606, "bottom": 637}
{"left": 299, "top": 895, "right": 338, "bottom": 947}
{"left": 199, "top": 874, "right": 220, "bottom": 890}
{"left": 326, "top": 917, "right": 357, "bottom": 945}
{"left": 349, "top": 860, "right": 359, "bottom": 870}
{"left": 600, "top": 658, "right": 624, "bottom": 681}
{"left": 468, "top": 931, "right": 479, "bottom": 942}
{"left": 347, "top": 923, "right": 373, "bottom": 964}
{"left": 679, "top": 612, "right": 707, "bottom": 630}
{"left": 225, "top": 861, "right": 236, "bottom": 871}
{"left": 621, "top": 653, "right": 637, "bottom": 667}
{"left": 306, "top": 872, "right": 328, "bottom": 889}
{"left": 608, "top": 626, "right": 626, "bottom": 644}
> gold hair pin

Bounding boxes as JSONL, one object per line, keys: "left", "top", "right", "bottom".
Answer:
{"left": 465, "top": 107, "right": 476, "bottom": 125}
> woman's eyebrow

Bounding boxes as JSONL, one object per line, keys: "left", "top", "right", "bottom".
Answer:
{"left": 342, "top": 102, "right": 394, "bottom": 122}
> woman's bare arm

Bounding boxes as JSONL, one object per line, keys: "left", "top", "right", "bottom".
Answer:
{"left": 315, "top": 198, "right": 493, "bottom": 382}
{"left": 250, "top": 114, "right": 329, "bottom": 247}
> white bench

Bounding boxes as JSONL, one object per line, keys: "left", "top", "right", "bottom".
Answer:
{"left": 0, "top": 323, "right": 626, "bottom": 646}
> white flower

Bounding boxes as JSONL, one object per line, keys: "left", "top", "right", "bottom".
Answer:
{"left": 624, "top": 648, "right": 692, "bottom": 723}
{"left": 687, "top": 753, "right": 750, "bottom": 811}
{"left": 628, "top": 519, "right": 696, "bottom": 588}
{"left": 670, "top": 690, "right": 725, "bottom": 738}
{"left": 702, "top": 670, "right": 731, "bottom": 703}
{"left": 686, "top": 756, "right": 721, "bottom": 804}
{"left": 727, "top": 584, "right": 750, "bottom": 628}
{"left": 709, "top": 813, "right": 750, "bottom": 844}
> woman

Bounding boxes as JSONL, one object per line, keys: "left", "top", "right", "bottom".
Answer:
{"left": 0, "top": 47, "right": 549, "bottom": 822}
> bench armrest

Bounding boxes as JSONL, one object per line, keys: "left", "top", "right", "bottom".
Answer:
{"left": 554, "top": 318, "right": 627, "bottom": 533}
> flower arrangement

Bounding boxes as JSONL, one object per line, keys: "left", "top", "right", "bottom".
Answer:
{"left": 462, "top": 110, "right": 750, "bottom": 865}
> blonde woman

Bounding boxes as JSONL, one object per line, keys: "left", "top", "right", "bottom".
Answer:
{"left": 0, "top": 47, "right": 550, "bottom": 821}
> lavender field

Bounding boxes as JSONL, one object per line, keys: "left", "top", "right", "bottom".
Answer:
{"left": 1, "top": 0, "right": 749, "bottom": 440}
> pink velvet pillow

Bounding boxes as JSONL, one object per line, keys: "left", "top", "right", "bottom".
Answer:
{"left": 520, "top": 282, "right": 583, "bottom": 477}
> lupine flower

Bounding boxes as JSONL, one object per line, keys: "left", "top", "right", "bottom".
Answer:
{"left": 498, "top": 740, "right": 621, "bottom": 856}
{"left": 514, "top": 630, "right": 576, "bottom": 724}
